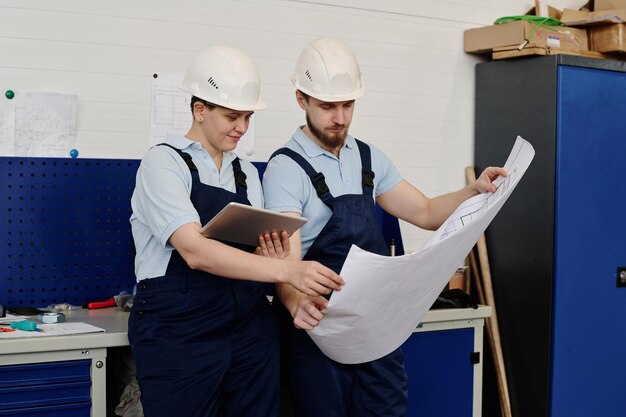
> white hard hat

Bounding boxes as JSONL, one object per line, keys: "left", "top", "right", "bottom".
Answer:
{"left": 180, "top": 46, "right": 266, "bottom": 111}
{"left": 291, "top": 37, "right": 364, "bottom": 102}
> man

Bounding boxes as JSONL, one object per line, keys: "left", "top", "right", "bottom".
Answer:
{"left": 262, "top": 37, "right": 505, "bottom": 417}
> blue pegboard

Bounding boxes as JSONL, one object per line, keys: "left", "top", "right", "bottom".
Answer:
{"left": 0, "top": 158, "right": 403, "bottom": 307}
{"left": 0, "top": 157, "right": 139, "bottom": 307}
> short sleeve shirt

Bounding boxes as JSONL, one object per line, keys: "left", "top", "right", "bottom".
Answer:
{"left": 130, "top": 134, "right": 263, "bottom": 281}
{"left": 262, "top": 127, "right": 402, "bottom": 256}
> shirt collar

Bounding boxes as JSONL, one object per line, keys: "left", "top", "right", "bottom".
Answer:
{"left": 291, "top": 126, "right": 355, "bottom": 159}
{"left": 165, "top": 134, "right": 196, "bottom": 150}
{"left": 165, "top": 134, "right": 238, "bottom": 165}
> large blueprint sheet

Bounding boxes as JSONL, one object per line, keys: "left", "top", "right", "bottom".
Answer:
{"left": 308, "top": 136, "right": 535, "bottom": 364}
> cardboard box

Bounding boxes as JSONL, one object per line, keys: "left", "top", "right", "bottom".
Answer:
{"left": 561, "top": 8, "right": 626, "bottom": 53}
{"left": 534, "top": 0, "right": 563, "bottom": 18}
{"left": 595, "top": 0, "right": 626, "bottom": 10}
{"left": 589, "top": 23, "right": 626, "bottom": 51}
{"left": 464, "top": 20, "right": 588, "bottom": 54}
{"left": 561, "top": 8, "right": 626, "bottom": 25}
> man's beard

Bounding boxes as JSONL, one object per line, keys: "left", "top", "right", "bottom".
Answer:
{"left": 306, "top": 113, "right": 348, "bottom": 150}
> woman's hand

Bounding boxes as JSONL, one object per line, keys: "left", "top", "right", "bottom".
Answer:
{"left": 284, "top": 261, "right": 344, "bottom": 296}
{"left": 255, "top": 231, "right": 290, "bottom": 259}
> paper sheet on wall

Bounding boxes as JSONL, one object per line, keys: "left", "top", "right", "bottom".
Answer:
{"left": 0, "top": 97, "right": 16, "bottom": 155}
{"left": 150, "top": 72, "right": 256, "bottom": 159}
{"left": 308, "top": 136, "right": 535, "bottom": 364}
{"left": 1, "top": 92, "right": 77, "bottom": 157}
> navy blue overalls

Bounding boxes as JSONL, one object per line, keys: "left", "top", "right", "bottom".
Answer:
{"left": 128, "top": 145, "right": 279, "bottom": 417}
{"left": 271, "top": 140, "right": 408, "bottom": 417}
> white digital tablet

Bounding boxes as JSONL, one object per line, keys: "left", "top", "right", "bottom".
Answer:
{"left": 200, "top": 202, "right": 307, "bottom": 246}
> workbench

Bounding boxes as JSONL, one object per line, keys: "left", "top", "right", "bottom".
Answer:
{"left": 0, "top": 306, "right": 489, "bottom": 417}
{"left": 0, "top": 309, "right": 128, "bottom": 417}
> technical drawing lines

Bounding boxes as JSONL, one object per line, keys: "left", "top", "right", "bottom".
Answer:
{"left": 440, "top": 197, "right": 488, "bottom": 239}
{"left": 439, "top": 166, "right": 519, "bottom": 241}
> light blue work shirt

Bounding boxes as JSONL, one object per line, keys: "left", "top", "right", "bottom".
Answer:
{"left": 262, "top": 127, "right": 402, "bottom": 257}
{"left": 130, "top": 134, "right": 263, "bottom": 281}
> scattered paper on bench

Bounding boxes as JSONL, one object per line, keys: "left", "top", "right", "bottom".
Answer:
{"left": 0, "top": 321, "right": 105, "bottom": 339}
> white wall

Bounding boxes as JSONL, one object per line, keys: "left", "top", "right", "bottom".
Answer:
{"left": 4, "top": 0, "right": 581, "bottom": 251}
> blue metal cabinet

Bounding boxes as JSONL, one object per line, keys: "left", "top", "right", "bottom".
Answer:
{"left": 401, "top": 307, "right": 489, "bottom": 417}
{"left": 0, "top": 360, "right": 91, "bottom": 416}
{"left": 475, "top": 56, "right": 626, "bottom": 417}
{"left": 403, "top": 328, "right": 475, "bottom": 417}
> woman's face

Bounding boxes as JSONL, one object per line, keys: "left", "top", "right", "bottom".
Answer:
{"left": 199, "top": 104, "right": 253, "bottom": 154}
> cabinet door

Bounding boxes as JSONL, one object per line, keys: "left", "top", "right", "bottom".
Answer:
{"left": 0, "top": 360, "right": 91, "bottom": 417}
{"left": 402, "top": 328, "right": 474, "bottom": 417}
{"left": 551, "top": 65, "right": 626, "bottom": 417}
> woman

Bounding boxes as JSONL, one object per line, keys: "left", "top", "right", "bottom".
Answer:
{"left": 128, "top": 46, "right": 343, "bottom": 417}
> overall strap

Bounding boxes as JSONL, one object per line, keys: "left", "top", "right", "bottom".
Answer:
{"left": 158, "top": 143, "right": 200, "bottom": 183}
{"left": 355, "top": 138, "right": 375, "bottom": 197}
{"left": 230, "top": 157, "right": 249, "bottom": 200}
{"left": 270, "top": 148, "right": 334, "bottom": 207}
{"left": 158, "top": 143, "right": 248, "bottom": 200}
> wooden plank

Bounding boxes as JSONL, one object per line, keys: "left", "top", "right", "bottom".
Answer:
{"left": 492, "top": 46, "right": 624, "bottom": 60}
{"left": 466, "top": 166, "right": 513, "bottom": 417}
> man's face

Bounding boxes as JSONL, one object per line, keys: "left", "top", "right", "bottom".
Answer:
{"left": 297, "top": 92, "right": 355, "bottom": 150}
